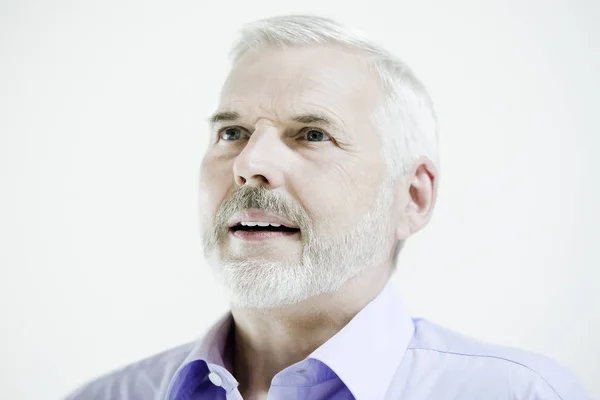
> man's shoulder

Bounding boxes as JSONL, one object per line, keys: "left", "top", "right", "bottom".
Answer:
{"left": 403, "top": 318, "right": 590, "bottom": 399}
{"left": 64, "top": 341, "right": 195, "bottom": 400}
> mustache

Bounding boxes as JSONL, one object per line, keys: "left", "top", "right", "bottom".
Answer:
{"left": 213, "top": 185, "right": 310, "bottom": 230}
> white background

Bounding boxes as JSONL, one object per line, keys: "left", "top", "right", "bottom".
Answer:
{"left": 1, "top": 0, "right": 599, "bottom": 398}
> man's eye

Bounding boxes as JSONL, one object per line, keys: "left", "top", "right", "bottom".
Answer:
{"left": 219, "top": 127, "right": 245, "bottom": 141}
{"left": 302, "top": 129, "right": 331, "bottom": 142}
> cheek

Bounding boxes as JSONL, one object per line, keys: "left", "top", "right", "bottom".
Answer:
{"left": 295, "top": 160, "right": 385, "bottom": 232}
{"left": 200, "top": 155, "right": 233, "bottom": 217}
{"left": 295, "top": 173, "right": 365, "bottom": 233}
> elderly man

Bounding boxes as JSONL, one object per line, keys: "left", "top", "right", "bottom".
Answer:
{"left": 67, "top": 14, "right": 590, "bottom": 400}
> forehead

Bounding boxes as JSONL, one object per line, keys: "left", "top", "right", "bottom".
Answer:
{"left": 218, "top": 47, "right": 382, "bottom": 128}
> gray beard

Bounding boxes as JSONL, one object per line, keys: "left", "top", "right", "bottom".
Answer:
{"left": 202, "top": 181, "right": 395, "bottom": 308}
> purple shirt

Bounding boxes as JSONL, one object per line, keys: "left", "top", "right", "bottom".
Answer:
{"left": 66, "top": 281, "right": 591, "bottom": 399}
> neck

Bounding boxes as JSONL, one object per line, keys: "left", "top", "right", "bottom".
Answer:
{"left": 229, "top": 264, "right": 391, "bottom": 398}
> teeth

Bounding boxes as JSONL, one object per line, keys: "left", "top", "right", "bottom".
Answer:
{"left": 240, "top": 221, "right": 282, "bottom": 227}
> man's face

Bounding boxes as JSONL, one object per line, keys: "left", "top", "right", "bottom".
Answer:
{"left": 200, "top": 47, "right": 397, "bottom": 307}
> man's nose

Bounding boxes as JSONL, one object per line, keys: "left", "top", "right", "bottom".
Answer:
{"left": 232, "top": 126, "right": 287, "bottom": 188}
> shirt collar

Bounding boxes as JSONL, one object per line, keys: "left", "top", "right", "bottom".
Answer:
{"left": 166, "top": 312, "right": 235, "bottom": 399}
{"left": 168, "top": 280, "right": 414, "bottom": 400}
{"left": 309, "top": 280, "right": 414, "bottom": 400}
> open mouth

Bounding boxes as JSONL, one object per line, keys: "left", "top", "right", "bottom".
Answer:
{"left": 229, "top": 222, "right": 301, "bottom": 240}
{"left": 230, "top": 223, "right": 300, "bottom": 233}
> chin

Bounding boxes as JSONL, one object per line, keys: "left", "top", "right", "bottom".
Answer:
{"left": 208, "top": 258, "right": 308, "bottom": 307}
{"left": 216, "top": 257, "right": 359, "bottom": 309}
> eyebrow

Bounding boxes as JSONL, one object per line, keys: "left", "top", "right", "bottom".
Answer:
{"left": 208, "top": 111, "right": 344, "bottom": 132}
{"left": 291, "top": 114, "right": 338, "bottom": 128}
{"left": 208, "top": 111, "right": 240, "bottom": 126}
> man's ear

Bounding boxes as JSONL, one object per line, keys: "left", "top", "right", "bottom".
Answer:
{"left": 394, "top": 157, "right": 439, "bottom": 241}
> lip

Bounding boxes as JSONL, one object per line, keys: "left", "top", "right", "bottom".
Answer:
{"left": 227, "top": 209, "right": 299, "bottom": 229}
{"left": 231, "top": 229, "right": 300, "bottom": 241}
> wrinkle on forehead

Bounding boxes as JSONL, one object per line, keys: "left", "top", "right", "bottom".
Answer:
{"left": 218, "top": 47, "right": 382, "bottom": 131}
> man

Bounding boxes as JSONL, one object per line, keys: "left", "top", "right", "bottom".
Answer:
{"left": 66, "top": 14, "right": 590, "bottom": 400}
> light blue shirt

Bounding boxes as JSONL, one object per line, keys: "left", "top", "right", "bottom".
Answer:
{"left": 65, "top": 281, "right": 591, "bottom": 399}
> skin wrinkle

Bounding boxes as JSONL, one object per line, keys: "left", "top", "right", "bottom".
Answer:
{"left": 299, "top": 102, "right": 349, "bottom": 141}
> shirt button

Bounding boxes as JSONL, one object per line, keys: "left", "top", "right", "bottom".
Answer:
{"left": 208, "top": 372, "right": 223, "bottom": 387}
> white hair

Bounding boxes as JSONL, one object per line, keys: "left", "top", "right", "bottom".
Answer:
{"left": 228, "top": 15, "right": 440, "bottom": 267}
